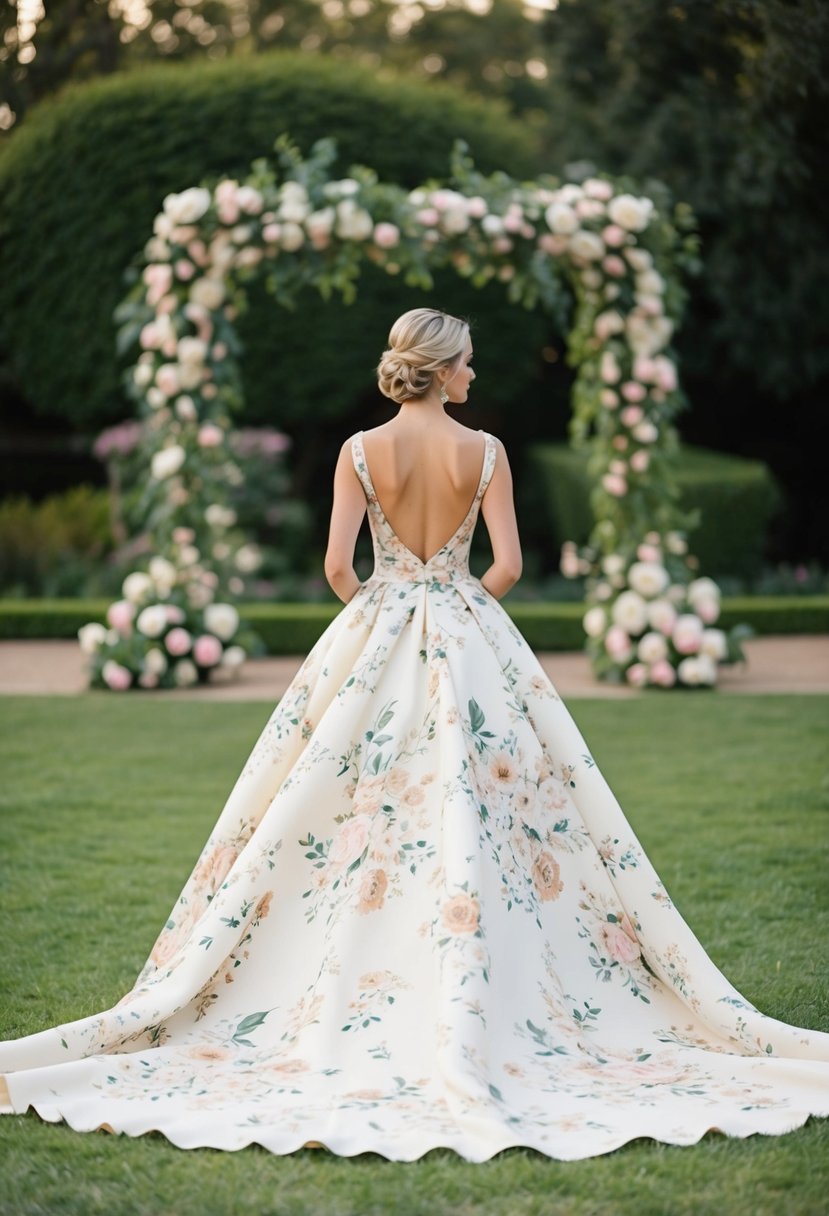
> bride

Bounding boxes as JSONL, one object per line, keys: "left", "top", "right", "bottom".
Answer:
{"left": 1, "top": 307, "right": 827, "bottom": 1162}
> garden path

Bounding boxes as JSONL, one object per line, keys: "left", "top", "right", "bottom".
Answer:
{"left": 0, "top": 635, "right": 827, "bottom": 699}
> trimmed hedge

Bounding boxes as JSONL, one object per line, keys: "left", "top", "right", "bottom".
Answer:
{"left": 1, "top": 596, "right": 826, "bottom": 654}
{"left": 0, "top": 52, "right": 545, "bottom": 434}
{"left": 522, "top": 442, "right": 784, "bottom": 580}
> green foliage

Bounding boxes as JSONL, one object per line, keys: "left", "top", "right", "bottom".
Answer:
{"left": 0, "top": 694, "right": 827, "bottom": 1212}
{"left": 524, "top": 442, "right": 784, "bottom": 580}
{"left": 0, "top": 486, "right": 116, "bottom": 597}
{"left": 0, "top": 52, "right": 543, "bottom": 432}
{"left": 1, "top": 595, "right": 825, "bottom": 652}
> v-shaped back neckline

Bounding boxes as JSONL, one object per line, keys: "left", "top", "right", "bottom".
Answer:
{"left": 357, "top": 429, "right": 490, "bottom": 567}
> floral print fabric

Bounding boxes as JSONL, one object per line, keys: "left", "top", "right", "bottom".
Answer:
{"left": 1, "top": 428, "right": 828, "bottom": 1162}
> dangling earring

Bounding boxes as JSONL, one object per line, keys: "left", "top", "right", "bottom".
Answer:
{"left": 439, "top": 383, "right": 449, "bottom": 405}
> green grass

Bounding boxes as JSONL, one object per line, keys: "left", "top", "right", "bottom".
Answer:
{"left": 0, "top": 693, "right": 828, "bottom": 1216}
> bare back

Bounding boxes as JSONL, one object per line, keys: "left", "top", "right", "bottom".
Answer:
{"left": 360, "top": 421, "right": 488, "bottom": 566}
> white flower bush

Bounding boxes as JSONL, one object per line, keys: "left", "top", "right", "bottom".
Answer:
{"left": 103, "top": 133, "right": 748, "bottom": 690}
{"left": 571, "top": 534, "right": 751, "bottom": 688}
{"left": 78, "top": 530, "right": 264, "bottom": 691}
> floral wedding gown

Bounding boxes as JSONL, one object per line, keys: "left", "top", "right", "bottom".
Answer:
{"left": 2, "top": 428, "right": 828, "bottom": 1162}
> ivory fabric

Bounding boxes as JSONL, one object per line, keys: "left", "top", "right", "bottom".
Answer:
{"left": 1, "top": 428, "right": 828, "bottom": 1162}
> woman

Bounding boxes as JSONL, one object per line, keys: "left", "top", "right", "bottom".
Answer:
{"left": 1, "top": 307, "right": 827, "bottom": 1162}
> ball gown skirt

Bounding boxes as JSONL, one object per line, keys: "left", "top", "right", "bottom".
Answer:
{"left": 1, "top": 429, "right": 828, "bottom": 1162}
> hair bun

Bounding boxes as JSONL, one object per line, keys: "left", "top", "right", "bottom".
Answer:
{"left": 376, "top": 308, "right": 469, "bottom": 405}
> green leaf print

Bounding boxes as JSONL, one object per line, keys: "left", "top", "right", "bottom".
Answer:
{"left": 469, "top": 698, "right": 485, "bottom": 733}
{"left": 232, "top": 1009, "right": 272, "bottom": 1046}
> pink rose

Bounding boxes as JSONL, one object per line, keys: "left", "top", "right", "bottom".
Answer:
{"left": 673, "top": 614, "right": 703, "bottom": 655}
{"left": 174, "top": 259, "right": 195, "bottom": 281}
{"left": 198, "top": 423, "right": 224, "bottom": 447}
{"left": 621, "top": 380, "right": 647, "bottom": 402}
{"left": 192, "top": 634, "right": 223, "bottom": 667}
{"left": 600, "top": 390, "right": 618, "bottom": 409}
{"left": 601, "top": 224, "right": 626, "bottom": 246}
{"left": 138, "top": 671, "right": 159, "bottom": 688}
{"left": 602, "top": 473, "right": 627, "bottom": 497}
{"left": 637, "top": 544, "right": 661, "bottom": 562}
{"left": 625, "top": 662, "right": 648, "bottom": 687}
{"left": 165, "top": 626, "right": 193, "bottom": 656}
{"left": 696, "top": 598, "right": 720, "bottom": 624}
{"left": 650, "top": 659, "right": 677, "bottom": 687}
{"left": 538, "top": 233, "right": 570, "bottom": 256}
{"left": 600, "top": 918, "right": 641, "bottom": 964}
{"left": 630, "top": 450, "right": 650, "bottom": 473}
{"left": 373, "top": 222, "right": 400, "bottom": 249}
{"left": 605, "top": 624, "right": 633, "bottom": 661}
{"left": 416, "top": 208, "right": 440, "bottom": 227}
{"left": 107, "top": 599, "right": 135, "bottom": 633}
{"left": 102, "top": 660, "right": 133, "bottom": 691}
{"left": 620, "top": 404, "right": 644, "bottom": 427}
{"left": 331, "top": 814, "right": 372, "bottom": 867}
{"left": 602, "top": 254, "right": 627, "bottom": 276}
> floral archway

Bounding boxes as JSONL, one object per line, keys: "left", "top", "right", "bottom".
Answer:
{"left": 80, "top": 136, "right": 748, "bottom": 691}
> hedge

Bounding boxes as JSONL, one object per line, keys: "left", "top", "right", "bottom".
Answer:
{"left": 0, "top": 52, "right": 546, "bottom": 437}
{"left": 522, "top": 442, "right": 784, "bottom": 580}
{"left": 1, "top": 596, "right": 826, "bottom": 654}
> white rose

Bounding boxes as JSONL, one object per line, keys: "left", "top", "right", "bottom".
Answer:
{"left": 144, "top": 647, "right": 169, "bottom": 676}
{"left": 481, "top": 214, "right": 504, "bottom": 236}
{"left": 220, "top": 645, "right": 247, "bottom": 670}
{"left": 611, "top": 590, "right": 649, "bottom": 635}
{"left": 151, "top": 445, "right": 186, "bottom": 480}
{"left": 78, "top": 622, "right": 108, "bottom": 654}
{"left": 190, "top": 277, "right": 225, "bottom": 310}
{"left": 326, "top": 178, "right": 359, "bottom": 197}
{"left": 136, "top": 604, "right": 169, "bottom": 638}
{"left": 335, "top": 203, "right": 374, "bottom": 241}
{"left": 628, "top": 560, "right": 669, "bottom": 598}
{"left": 677, "top": 656, "right": 702, "bottom": 686}
{"left": 700, "top": 628, "right": 728, "bottom": 661}
{"left": 122, "top": 571, "right": 154, "bottom": 603}
{"left": 601, "top": 553, "right": 625, "bottom": 576}
{"left": 205, "top": 504, "right": 237, "bottom": 528}
{"left": 236, "top": 185, "right": 263, "bottom": 215}
{"left": 647, "top": 598, "right": 676, "bottom": 634}
{"left": 186, "top": 582, "right": 213, "bottom": 610}
{"left": 234, "top": 543, "right": 262, "bottom": 573}
{"left": 545, "top": 203, "right": 579, "bottom": 234}
{"left": 177, "top": 363, "right": 203, "bottom": 391}
{"left": 665, "top": 531, "right": 687, "bottom": 555}
{"left": 133, "top": 362, "right": 154, "bottom": 388}
{"left": 631, "top": 421, "right": 659, "bottom": 444}
{"left": 624, "top": 247, "right": 654, "bottom": 272}
{"left": 637, "top": 269, "right": 665, "bottom": 295}
{"left": 607, "top": 194, "right": 653, "bottom": 232}
{"left": 441, "top": 206, "right": 470, "bottom": 235}
{"left": 173, "top": 658, "right": 199, "bottom": 687}
{"left": 569, "top": 230, "right": 605, "bottom": 261}
{"left": 583, "top": 606, "right": 607, "bottom": 638}
{"left": 687, "top": 576, "right": 721, "bottom": 604}
{"left": 163, "top": 186, "right": 211, "bottom": 225}
{"left": 280, "top": 221, "right": 305, "bottom": 251}
{"left": 695, "top": 653, "right": 718, "bottom": 685}
{"left": 637, "top": 631, "right": 668, "bottom": 664}
{"left": 204, "top": 602, "right": 239, "bottom": 641}
{"left": 177, "top": 337, "right": 207, "bottom": 365}
{"left": 147, "top": 557, "right": 176, "bottom": 587}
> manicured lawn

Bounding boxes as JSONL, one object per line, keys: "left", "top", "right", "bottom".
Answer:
{"left": 0, "top": 693, "right": 827, "bottom": 1216}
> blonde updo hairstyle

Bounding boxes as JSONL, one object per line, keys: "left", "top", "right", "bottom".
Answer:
{"left": 376, "top": 308, "right": 470, "bottom": 405}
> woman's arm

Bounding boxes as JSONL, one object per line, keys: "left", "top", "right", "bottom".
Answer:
{"left": 478, "top": 437, "right": 523, "bottom": 600}
{"left": 324, "top": 439, "right": 368, "bottom": 603}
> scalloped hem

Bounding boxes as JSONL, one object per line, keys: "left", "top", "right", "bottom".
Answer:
{"left": 6, "top": 1096, "right": 828, "bottom": 1164}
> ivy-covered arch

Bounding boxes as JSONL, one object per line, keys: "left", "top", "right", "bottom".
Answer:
{"left": 80, "top": 136, "right": 748, "bottom": 692}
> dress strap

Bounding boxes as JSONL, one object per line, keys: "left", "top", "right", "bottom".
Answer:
{"left": 477, "top": 431, "right": 498, "bottom": 500}
{"left": 350, "top": 432, "right": 373, "bottom": 500}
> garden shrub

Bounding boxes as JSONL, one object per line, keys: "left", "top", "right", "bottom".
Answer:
{"left": 0, "top": 486, "right": 115, "bottom": 597}
{"left": 523, "top": 442, "right": 784, "bottom": 580}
